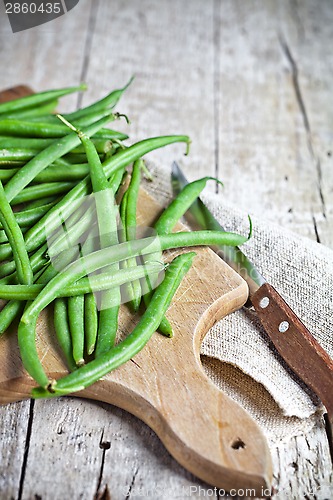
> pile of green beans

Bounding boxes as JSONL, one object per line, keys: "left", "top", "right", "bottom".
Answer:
{"left": 0, "top": 82, "right": 250, "bottom": 398}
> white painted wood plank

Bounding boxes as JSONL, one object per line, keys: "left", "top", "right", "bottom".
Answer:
{"left": 214, "top": 0, "right": 332, "bottom": 244}
{"left": 271, "top": 421, "right": 333, "bottom": 500}
{"left": 0, "top": 0, "right": 92, "bottom": 111}
{"left": 281, "top": 0, "right": 333, "bottom": 248}
{"left": 0, "top": 401, "right": 31, "bottom": 499}
{"left": 21, "top": 398, "right": 218, "bottom": 500}
{"left": 80, "top": 0, "right": 217, "bottom": 187}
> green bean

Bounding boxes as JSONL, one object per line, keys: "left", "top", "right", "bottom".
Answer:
{"left": 143, "top": 176, "right": 223, "bottom": 335}
{"left": 61, "top": 153, "right": 101, "bottom": 165}
{"left": 54, "top": 298, "right": 77, "bottom": 372}
{"left": 11, "top": 182, "right": 75, "bottom": 206}
{"left": 23, "top": 195, "right": 58, "bottom": 210}
{"left": 0, "top": 84, "right": 86, "bottom": 116}
{"left": 31, "top": 252, "right": 195, "bottom": 397}
{"left": 94, "top": 227, "right": 121, "bottom": 354}
{"left": 92, "top": 129, "right": 129, "bottom": 141}
{"left": 78, "top": 231, "right": 99, "bottom": 357}
{"left": 67, "top": 296, "right": 85, "bottom": 366}
{"left": 66, "top": 117, "right": 121, "bottom": 355}
{"left": 0, "top": 242, "right": 49, "bottom": 334}
{"left": 0, "top": 120, "right": 80, "bottom": 138}
{"left": 72, "top": 138, "right": 116, "bottom": 154}
{"left": 33, "top": 165, "right": 90, "bottom": 183}
{"left": 0, "top": 160, "right": 25, "bottom": 168}
{"left": 4, "top": 115, "right": 115, "bottom": 203}
{"left": 46, "top": 204, "right": 96, "bottom": 262}
{"left": 67, "top": 109, "right": 125, "bottom": 129}
{"left": 18, "top": 229, "right": 247, "bottom": 387}
{"left": 28, "top": 230, "right": 248, "bottom": 314}
{"left": 155, "top": 177, "right": 223, "bottom": 233}
{"left": 2, "top": 99, "right": 58, "bottom": 120}
{"left": 21, "top": 135, "right": 190, "bottom": 259}
{"left": 0, "top": 136, "right": 118, "bottom": 153}
{"left": 120, "top": 160, "right": 142, "bottom": 311}
{"left": 0, "top": 261, "right": 165, "bottom": 300}
{"left": 0, "top": 301, "right": 25, "bottom": 333}
{"left": 0, "top": 226, "right": 26, "bottom": 243}
{"left": 0, "top": 169, "right": 16, "bottom": 182}
{"left": 0, "top": 202, "right": 57, "bottom": 230}
{"left": 0, "top": 181, "right": 33, "bottom": 285}
{"left": 84, "top": 292, "right": 98, "bottom": 356}
{"left": 65, "top": 77, "right": 133, "bottom": 121}
{"left": 67, "top": 225, "right": 96, "bottom": 365}
{"left": 0, "top": 148, "right": 42, "bottom": 162}
{"left": 0, "top": 179, "right": 34, "bottom": 334}
{"left": 20, "top": 109, "right": 124, "bottom": 135}
{"left": 0, "top": 242, "right": 48, "bottom": 282}
{"left": 3, "top": 164, "right": 95, "bottom": 184}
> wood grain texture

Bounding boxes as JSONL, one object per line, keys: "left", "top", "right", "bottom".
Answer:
{"left": 0, "top": 0, "right": 332, "bottom": 498}
{"left": 0, "top": 186, "right": 271, "bottom": 492}
{"left": 252, "top": 283, "right": 333, "bottom": 423}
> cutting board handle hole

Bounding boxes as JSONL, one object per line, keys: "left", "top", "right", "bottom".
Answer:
{"left": 231, "top": 438, "right": 246, "bottom": 450}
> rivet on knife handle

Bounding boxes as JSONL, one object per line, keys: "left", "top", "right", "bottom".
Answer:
{"left": 252, "top": 283, "right": 333, "bottom": 420}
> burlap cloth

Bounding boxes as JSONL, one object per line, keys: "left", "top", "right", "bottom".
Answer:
{"left": 143, "top": 162, "right": 333, "bottom": 444}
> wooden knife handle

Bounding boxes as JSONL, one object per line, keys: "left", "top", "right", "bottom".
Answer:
{"left": 252, "top": 283, "right": 333, "bottom": 421}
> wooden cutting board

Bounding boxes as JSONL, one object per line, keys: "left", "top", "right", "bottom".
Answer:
{"left": 0, "top": 86, "right": 272, "bottom": 494}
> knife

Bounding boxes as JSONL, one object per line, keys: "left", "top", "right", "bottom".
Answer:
{"left": 171, "top": 161, "right": 333, "bottom": 425}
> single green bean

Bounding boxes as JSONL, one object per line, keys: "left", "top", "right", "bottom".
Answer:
{"left": 0, "top": 161, "right": 25, "bottom": 167}
{"left": 0, "top": 261, "right": 165, "bottom": 300}
{"left": 18, "top": 229, "right": 247, "bottom": 387}
{"left": 0, "top": 201, "right": 57, "bottom": 230}
{"left": 65, "top": 77, "right": 133, "bottom": 121}
{"left": 0, "top": 226, "right": 26, "bottom": 243}
{"left": 0, "top": 242, "right": 49, "bottom": 334}
{"left": 94, "top": 216, "right": 121, "bottom": 354}
{"left": 155, "top": 177, "right": 223, "bottom": 233}
{"left": 0, "top": 169, "right": 16, "bottom": 182}
{"left": 84, "top": 292, "right": 98, "bottom": 356}
{"left": 0, "top": 84, "right": 86, "bottom": 116}
{"left": 0, "top": 242, "right": 48, "bottom": 282}
{"left": 67, "top": 296, "right": 85, "bottom": 367}
{"left": 22, "top": 108, "right": 123, "bottom": 134}
{"left": 92, "top": 129, "right": 129, "bottom": 141}
{"left": 3, "top": 99, "right": 58, "bottom": 120}
{"left": 121, "top": 160, "right": 142, "bottom": 311}
{"left": 0, "top": 136, "right": 117, "bottom": 154}
{"left": 53, "top": 298, "right": 77, "bottom": 372}
{"left": 34, "top": 165, "right": 90, "bottom": 183}
{"left": 11, "top": 182, "right": 75, "bottom": 206}
{"left": 0, "top": 301, "right": 25, "bottom": 333}
{"left": 69, "top": 119, "right": 121, "bottom": 355}
{"left": 0, "top": 148, "right": 43, "bottom": 162}
{"left": 31, "top": 252, "right": 195, "bottom": 397}
{"left": 23, "top": 195, "right": 58, "bottom": 210}
{"left": 0, "top": 181, "right": 33, "bottom": 285}
{"left": 0, "top": 120, "right": 81, "bottom": 138}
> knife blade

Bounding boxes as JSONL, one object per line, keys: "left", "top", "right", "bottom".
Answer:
{"left": 171, "top": 161, "right": 333, "bottom": 425}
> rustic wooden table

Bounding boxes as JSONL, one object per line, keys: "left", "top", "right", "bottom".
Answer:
{"left": 0, "top": 0, "right": 332, "bottom": 498}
